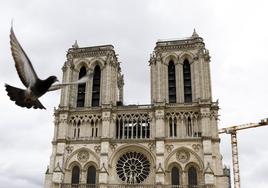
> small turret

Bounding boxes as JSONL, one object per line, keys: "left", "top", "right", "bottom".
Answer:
{"left": 191, "top": 28, "right": 199, "bottom": 38}
{"left": 72, "top": 40, "right": 79, "bottom": 48}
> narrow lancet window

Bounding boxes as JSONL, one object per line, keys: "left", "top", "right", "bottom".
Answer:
{"left": 186, "top": 117, "right": 192, "bottom": 137}
{"left": 183, "top": 59, "right": 192, "bottom": 103}
{"left": 92, "top": 65, "right": 101, "bottom": 107}
{"left": 71, "top": 166, "right": 80, "bottom": 185}
{"left": 169, "top": 117, "right": 177, "bottom": 137}
{"left": 90, "top": 120, "right": 99, "bottom": 138}
{"left": 188, "top": 166, "right": 198, "bottom": 186}
{"left": 168, "top": 61, "right": 176, "bottom": 103}
{"left": 87, "top": 166, "right": 96, "bottom": 185}
{"left": 171, "top": 166, "right": 180, "bottom": 185}
{"left": 77, "top": 66, "right": 87, "bottom": 107}
{"left": 73, "top": 120, "right": 81, "bottom": 138}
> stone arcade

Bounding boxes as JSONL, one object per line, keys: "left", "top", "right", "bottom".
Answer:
{"left": 44, "top": 31, "right": 230, "bottom": 188}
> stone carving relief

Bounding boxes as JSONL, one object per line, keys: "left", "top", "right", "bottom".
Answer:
{"left": 69, "top": 114, "right": 102, "bottom": 124}
{"left": 110, "top": 143, "right": 117, "bottom": 151}
{"left": 176, "top": 150, "right": 190, "bottom": 163}
{"left": 165, "top": 144, "right": 174, "bottom": 153}
{"left": 94, "top": 145, "right": 101, "bottom": 153}
{"left": 156, "top": 163, "right": 165, "bottom": 173}
{"left": 65, "top": 146, "right": 74, "bottom": 154}
{"left": 155, "top": 111, "right": 164, "bottom": 120}
{"left": 67, "top": 53, "right": 73, "bottom": 61}
{"left": 192, "top": 144, "right": 201, "bottom": 152}
{"left": 200, "top": 112, "right": 211, "bottom": 118}
{"left": 77, "top": 150, "right": 89, "bottom": 163}
{"left": 210, "top": 110, "right": 219, "bottom": 120}
{"left": 148, "top": 142, "right": 155, "bottom": 151}
{"left": 102, "top": 114, "right": 111, "bottom": 121}
{"left": 165, "top": 111, "right": 199, "bottom": 120}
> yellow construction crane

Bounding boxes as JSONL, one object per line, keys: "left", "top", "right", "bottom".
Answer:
{"left": 218, "top": 118, "right": 268, "bottom": 188}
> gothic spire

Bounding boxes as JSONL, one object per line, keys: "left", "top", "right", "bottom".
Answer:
{"left": 191, "top": 28, "right": 199, "bottom": 38}
{"left": 72, "top": 40, "right": 79, "bottom": 48}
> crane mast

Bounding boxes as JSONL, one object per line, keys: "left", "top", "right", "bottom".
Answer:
{"left": 218, "top": 119, "right": 268, "bottom": 188}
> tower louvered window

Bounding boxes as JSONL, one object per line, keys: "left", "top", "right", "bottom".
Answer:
{"left": 168, "top": 61, "right": 176, "bottom": 103}
{"left": 71, "top": 166, "right": 80, "bottom": 185}
{"left": 77, "top": 66, "right": 86, "bottom": 107}
{"left": 183, "top": 59, "right": 192, "bottom": 103}
{"left": 92, "top": 65, "right": 101, "bottom": 107}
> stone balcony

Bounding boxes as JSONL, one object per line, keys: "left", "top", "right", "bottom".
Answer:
{"left": 58, "top": 103, "right": 208, "bottom": 143}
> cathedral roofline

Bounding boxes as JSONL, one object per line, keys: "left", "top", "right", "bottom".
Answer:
{"left": 67, "top": 44, "right": 116, "bottom": 59}
{"left": 68, "top": 44, "right": 115, "bottom": 54}
{"left": 155, "top": 36, "right": 204, "bottom": 49}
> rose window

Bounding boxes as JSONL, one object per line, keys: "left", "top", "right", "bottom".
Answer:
{"left": 116, "top": 151, "right": 150, "bottom": 184}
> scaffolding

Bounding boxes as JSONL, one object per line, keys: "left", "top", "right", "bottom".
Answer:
{"left": 218, "top": 118, "right": 268, "bottom": 188}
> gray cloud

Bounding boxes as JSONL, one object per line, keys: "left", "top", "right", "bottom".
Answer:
{"left": 0, "top": 0, "right": 268, "bottom": 187}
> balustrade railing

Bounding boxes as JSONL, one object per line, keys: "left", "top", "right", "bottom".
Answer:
{"left": 164, "top": 185, "right": 215, "bottom": 188}
{"left": 107, "top": 185, "right": 155, "bottom": 188}
{"left": 60, "top": 184, "right": 214, "bottom": 188}
{"left": 61, "top": 184, "right": 98, "bottom": 188}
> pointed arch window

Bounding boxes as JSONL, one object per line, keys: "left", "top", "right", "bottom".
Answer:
{"left": 168, "top": 61, "right": 176, "bottom": 103}
{"left": 73, "top": 120, "right": 81, "bottom": 138}
{"left": 183, "top": 59, "right": 192, "bottom": 103}
{"left": 91, "top": 119, "right": 99, "bottom": 138}
{"left": 171, "top": 166, "right": 180, "bottom": 185}
{"left": 77, "top": 66, "right": 87, "bottom": 107}
{"left": 87, "top": 166, "right": 96, "bottom": 185}
{"left": 169, "top": 117, "right": 177, "bottom": 137}
{"left": 71, "top": 165, "right": 80, "bottom": 185}
{"left": 186, "top": 117, "right": 192, "bottom": 137}
{"left": 188, "top": 166, "right": 198, "bottom": 186}
{"left": 92, "top": 65, "right": 101, "bottom": 107}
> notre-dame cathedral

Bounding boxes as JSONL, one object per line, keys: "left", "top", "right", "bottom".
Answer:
{"left": 44, "top": 30, "right": 230, "bottom": 188}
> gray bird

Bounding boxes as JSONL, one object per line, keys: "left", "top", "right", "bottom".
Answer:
{"left": 5, "top": 27, "right": 91, "bottom": 109}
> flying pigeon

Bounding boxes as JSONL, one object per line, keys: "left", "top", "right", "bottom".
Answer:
{"left": 5, "top": 27, "right": 92, "bottom": 109}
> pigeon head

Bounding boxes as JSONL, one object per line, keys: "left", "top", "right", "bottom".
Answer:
{"left": 47, "top": 76, "right": 59, "bottom": 85}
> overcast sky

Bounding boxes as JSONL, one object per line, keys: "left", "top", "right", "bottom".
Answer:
{"left": 0, "top": 0, "right": 268, "bottom": 188}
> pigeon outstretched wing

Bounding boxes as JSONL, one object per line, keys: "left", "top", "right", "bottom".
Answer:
{"left": 48, "top": 73, "right": 93, "bottom": 91}
{"left": 10, "top": 27, "right": 38, "bottom": 88}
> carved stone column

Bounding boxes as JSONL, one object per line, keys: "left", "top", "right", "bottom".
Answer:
{"left": 155, "top": 107, "right": 165, "bottom": 184}
{"left": 60, "top": 60, "right": 73, "bottom": 107}
{"left": 51, "top": 113, "right": 68, "bottom": 185}
{"left": 155, "top": 109, "right": 165, "bottom": 138}
{"left": 98, "top": 110, "right": 111, "bottom": 187}
{"left": 99, "top": 142, "right": 109, "bottom": 186}
{"left": 102, "top": 110, "right": 111, "bottom": 138}
{"left": 201, "top": 108, "right": 214, "bottom": 185}
{"left": 155, "top": 140, "right": 165, "bottom": 185}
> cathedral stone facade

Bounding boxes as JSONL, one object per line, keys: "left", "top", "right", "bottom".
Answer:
{"left": 44, "top": 31, "right": 229, "bottom": 188}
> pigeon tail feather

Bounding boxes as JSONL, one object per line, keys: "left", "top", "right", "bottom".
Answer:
{"left": 5, "top": 84, "right": 46, "bottom": 109}
{"left": 32, "top": 99, "right": 46, "bottom": 109}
